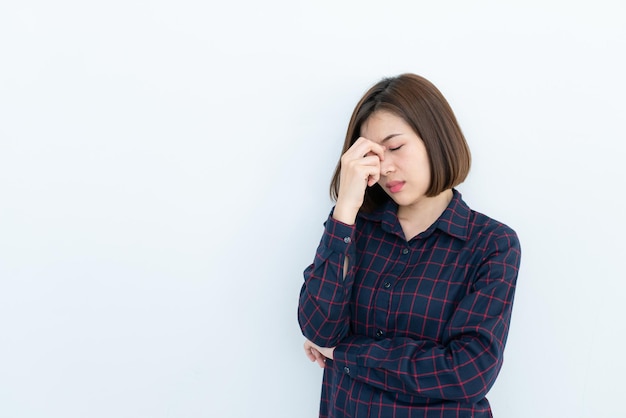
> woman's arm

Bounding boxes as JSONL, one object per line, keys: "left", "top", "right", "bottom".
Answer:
{"left": 298, "top": 215, "right": 357, "bottom": 347}
{"left": 328, "top": 232, "right": 521, "bottom": 403}
{"left": 299, "top": 137, "right": 386, "bottom": 347}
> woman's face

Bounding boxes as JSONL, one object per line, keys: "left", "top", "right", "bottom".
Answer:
{"left": 360, "top": 110, "right": 431, "bottom": 208}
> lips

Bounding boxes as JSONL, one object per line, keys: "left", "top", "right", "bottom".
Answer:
{"left": 386, "top": 181, "right": 405, "bottom": 193}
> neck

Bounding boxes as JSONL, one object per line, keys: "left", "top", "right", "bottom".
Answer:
{"left": 397, "top": 189, "right": 453, "bottom": 240}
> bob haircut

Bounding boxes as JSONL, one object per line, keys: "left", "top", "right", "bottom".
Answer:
{"left": 330, "top": 73, "right": 472, "bottom": 213}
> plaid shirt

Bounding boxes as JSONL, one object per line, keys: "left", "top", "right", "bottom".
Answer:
{"left": 298, "top": 190, "right": 521, "bottom": 418}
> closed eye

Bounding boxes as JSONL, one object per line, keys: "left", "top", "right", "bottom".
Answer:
{"left": 388, "top": 145, "right": 403, "bottom": 151}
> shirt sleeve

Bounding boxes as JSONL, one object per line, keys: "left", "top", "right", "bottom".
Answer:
{"left": 298, "top": 214, "right": 358, "bottom": 347}
{"left": 331, "top": 231, "right": 521, "bottom": 404}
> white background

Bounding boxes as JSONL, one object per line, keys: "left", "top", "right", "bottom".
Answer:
{"left": 1, "top": 1, "right": 625, "bottom": 417}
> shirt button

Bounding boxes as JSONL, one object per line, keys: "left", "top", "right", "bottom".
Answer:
{"left": 343, "top": 366, "right": 350, "bottom": 374}
{"left": 401, "top": 248, "right": 409, "bottom": 255}
{"left": 383, "top": 282, "right": 391, "bottom": 289}
{"left": 343, "top": 237, "right": 351, "bottom": 244}
{"left": 376, "top": 329, "right": 384, "bottom": 338}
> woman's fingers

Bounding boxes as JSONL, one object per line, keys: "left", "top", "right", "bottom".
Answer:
{"left": 304, "top": 346, "right": 316, "bottom": 362}
{"left": 303, "top": 340, "right": 327, "bottom": 368}
{"left": 304, "top": 340, "right": 318, "bottom": 361}
{"left": 347, "top": 137, "right": 386, "bottom": 161}
{"left": 343, "top": 138, "right": 385, "bottom": 184}
{"left": 333, "top": 137, "right": 386, "bottom": 224}
{"left": 312, "top": 348, "right": 326, "bottom": 368}
{"left": 342, "top": 155, "right": 381, "bottom": 187}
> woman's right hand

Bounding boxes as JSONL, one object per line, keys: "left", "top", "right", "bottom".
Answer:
{"left": 333, "top": 137, "right": 386, "bottom": 225}
{"left": 303, "top": 339, "right": 335, "bottom": 368}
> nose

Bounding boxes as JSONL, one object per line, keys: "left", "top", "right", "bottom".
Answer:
{"left": 380, "top": 154, "right": 395, "bottom": 176}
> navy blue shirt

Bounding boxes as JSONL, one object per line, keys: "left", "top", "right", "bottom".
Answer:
{"left": 298, "top": 190, "right": 521, "bottom": 417}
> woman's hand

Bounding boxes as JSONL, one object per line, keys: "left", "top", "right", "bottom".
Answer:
{"left": 304, "top": 339, "right": 336, "bottom": 368}
{"left": 333, "top": 137, "right": 386, "bottom": 225}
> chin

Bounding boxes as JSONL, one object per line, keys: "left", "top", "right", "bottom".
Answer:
{"left": 394, "top": 193, "right": 428, "bottom": 208}
{"left": 390, "top": 195, "right": 414, "bottom": 207}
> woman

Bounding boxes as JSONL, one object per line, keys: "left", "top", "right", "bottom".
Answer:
{"left": 298, "top": 73, "right": 521, "bottom": 418}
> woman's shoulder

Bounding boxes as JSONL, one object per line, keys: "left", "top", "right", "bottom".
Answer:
{"left": 450, "top": 190, "right": 519, "bottom": 249}
{"left": 465, "top": 206, "right": 521, "bottom": 256}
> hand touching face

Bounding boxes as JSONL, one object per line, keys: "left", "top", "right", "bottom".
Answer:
{"left": 332, "top": 136, "right": 386, "bottom": 225}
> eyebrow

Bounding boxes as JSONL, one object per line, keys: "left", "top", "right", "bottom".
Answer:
{"left": 380, "top": 133, "right": 402, "bottom": 143}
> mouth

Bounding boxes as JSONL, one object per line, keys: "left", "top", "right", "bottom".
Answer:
{"left": 385, "top": 181, "right": 405, "bottom": 193}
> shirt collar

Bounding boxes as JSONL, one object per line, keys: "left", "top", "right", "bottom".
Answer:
{"left": 358, "top": 189, "right": 471, "bottom": 241}
{"left": 436, "top": 189, "right": 471, "bottom": 241}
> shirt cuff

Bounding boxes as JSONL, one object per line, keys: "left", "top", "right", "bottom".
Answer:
{"left": 321, "top": 215, "right": 356, "bottom": 254}
{"left": 332, "top": 335, "right": 368, "bottom": 379}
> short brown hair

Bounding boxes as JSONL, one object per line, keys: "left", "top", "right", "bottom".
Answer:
{"left": 330, "top": 73, "right": 471, "bottom": 212}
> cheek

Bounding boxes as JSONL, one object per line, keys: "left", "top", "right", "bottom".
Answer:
{"left": 408, "top": 154, "right": 431, "bottom": 180}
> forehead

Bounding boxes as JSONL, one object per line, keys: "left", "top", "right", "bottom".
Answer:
{"left": 360, "top": 110, "right": 414, "bottom": 143}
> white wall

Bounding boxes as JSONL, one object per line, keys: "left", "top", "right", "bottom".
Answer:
{"left": 1, "top": 1, "right": 624, "bottom": 417}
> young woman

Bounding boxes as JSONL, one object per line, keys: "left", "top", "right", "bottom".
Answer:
{"left": 298, "top": 73, "right": 521, "bottom": 418}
